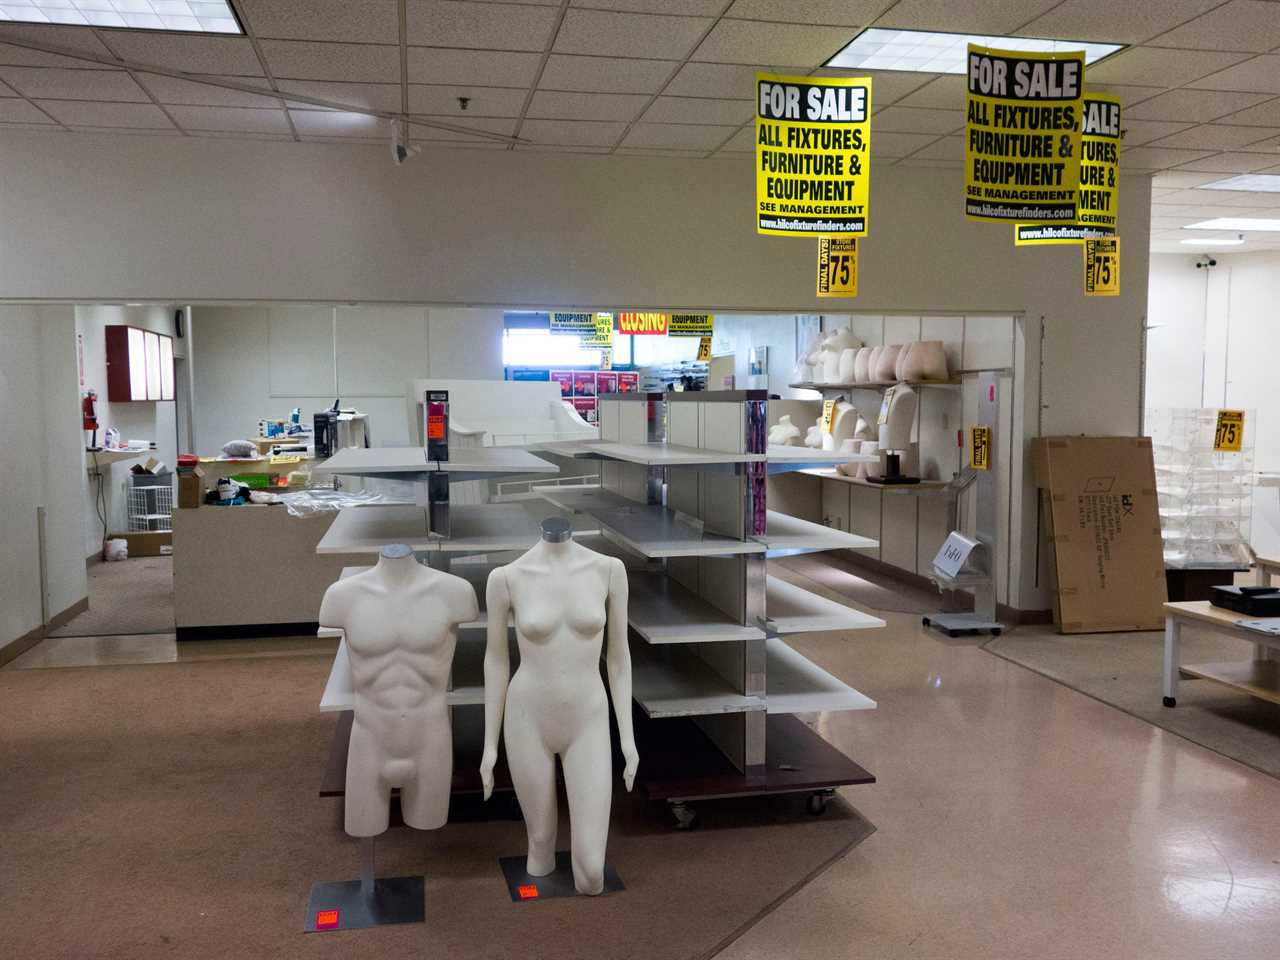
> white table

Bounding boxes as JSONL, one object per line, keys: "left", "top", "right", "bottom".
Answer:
{"left": 1162, "top": 601, "right": 1280, "bottom": 708}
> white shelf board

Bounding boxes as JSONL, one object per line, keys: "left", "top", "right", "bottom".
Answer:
{"left": 537, "top": 486, "right": 644, "bottom": 514}
{"left": 766, "top": 446, "right": 877, "bottom": 472}
{"left": 628, "top": 572, "right": 766, "bottom": 645}
{"left": 319, "top": 635, "right": 487, "bottom": 712}
{"left": 583, "top": 440, "right": 766, "bottom": 467}
{"left": 790, "top": 379, "right": 960, "bottom": 392}
{"left": 525, "top": 439, "right": 599, "bottom": 459}
{"left": 86, "top": 448, "right": 149, "bottom": 467}
{"left": 799, "top": 467, "right": 949, "bottom": 492}
{"left": 587, "top": 503, "right": 767, "bottom": 559}
{"left": 754, "top": 510, "right": 878, "bottom": 555}
{"left": 315, "top": 502, "right": 597, "bottom": 555}
{"left": 630, "top": 645, "right": 765, "bottom": 718}
{"left": 766, "top": 576, "right": 886, "bottom": 634}
{"left": 765, "top": 637, "right": 878, "bottom": 714}
{"left": 314, "top": 446, "right": 557, "bottom": 482}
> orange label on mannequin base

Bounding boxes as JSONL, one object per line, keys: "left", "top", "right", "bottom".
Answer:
{"left": 517, "top": 884, "right": 539, "bottom": 900}
{"left": 315, "top": 910, "right": 340, "bottom": 929}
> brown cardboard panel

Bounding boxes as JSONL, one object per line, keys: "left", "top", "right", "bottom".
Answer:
{"left": 113, "top": 531, "right": 173, "bottom": 557}
{"left": 1036, "top": 437, "right": 1166, "bottom": 634}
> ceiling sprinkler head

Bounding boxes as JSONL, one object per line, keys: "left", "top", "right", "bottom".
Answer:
{"left": 457, "top": 96, "right": 471, "bottom": 111}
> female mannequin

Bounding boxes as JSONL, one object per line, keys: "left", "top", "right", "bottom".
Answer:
{"left": 481, "top": 518, "right": 637, "bottom": 896}
{"left": 319, "top": 544, "right": 479, "bottom": 837}
{"left": 874, "top": 344, "right": 903, "bottom": 383}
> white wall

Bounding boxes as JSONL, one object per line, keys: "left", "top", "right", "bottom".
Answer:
{"left": 0, "top": 131, "right": 1152, "bottom": 611}
{"left": 0, "top": 305, "right": 88, "bottom": 653}
{"left": 1147, "top": 251, "right": 1280, "bottom": 558}
{"left": 76, "top": 305, "right": 184, "bottom": 555}
{"left": 191, "top": 305, "right": 502, "bottom": 456}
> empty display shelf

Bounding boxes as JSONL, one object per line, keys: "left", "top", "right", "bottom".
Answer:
{"left": 765, "top": 576, "right": 886, "bottom": 634}
{"left": 587, "top": 503, "right": 768, "bottom": 559}
{"left": 765, "top": 637, "right": 877, "bottom": 714}
{"left": 313, "top": 446, "right": 558, "bottom": 483}
{"left": 630, "top": 644, "right": 766, "bottom": 718}
{"left": 753, "top": 510, "right": 878, "bottom": 555}
{"left": 627, "top": 572, "right": 766, "bottom": 645}
{"left": 582, "top": 440, "right": 767, "bottom": 467}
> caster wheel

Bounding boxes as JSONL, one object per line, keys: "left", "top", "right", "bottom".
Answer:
{"left": 947, "top": 629, "right": 959, "bottom": 638}
{"left": 1163, "top": 696, "right": 1176, "bottom": 708}
{"left": 922, "top": 617, "right": 931, "bottom": 627}
{"left": 670, "top": 802, "right": 699, "bottom": 831}
{"left": 991, "top": 628, "right": 1002, "bottom": 637}
{"left": 806, "top": 791, "right": 833, "bottom": 816}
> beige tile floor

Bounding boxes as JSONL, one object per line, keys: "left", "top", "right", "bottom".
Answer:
{"left": 8, "top": 564, "right": 1280, "bottom": 958}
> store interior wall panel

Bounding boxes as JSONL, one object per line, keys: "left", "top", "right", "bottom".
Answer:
{"left": 880, "top": 493, "right": 919, "bottom": 574}
{"left": 960, "top": 314, "right": 1016, "bottom": 372}
{"left": 883, "top": 314, "right": 922, "bottom": 351}
{"left": 916, "top": 494, "right": 952, "bottom": 577}
{"left": 700, "top": 474, "right": 745, "bottom": 540}
{"left": 266, "top": 305, "right": 335, "bottom": 397}
{"left": 847, "top": 483, "right": 882, "bottom": 560}
{"left": 700, "top": 402, "right": 746, "bottom": 454}
{"left": 697, "top": 555, "right": 746, "bottom": 625}
{"left": 618, "top": 401, "right": 648, "bottom": 445}
{"left": 916, "top": 386, "right": 960, "bottom": 482}
{"left": 425, "top": 308, "right": 503, "bottom": 381}
{"left": 921, "top": 315, "right": 965, "bottom": 376}
{"left": 335, "top": 306, "right": 429, "bottom": 397}
{"left": 667, "top": 555, "right": 698, "bottom": 597}
{"left": 597, "top": 397, "right": 621, "bottom": 441}
{"left": 767, "top": 474, "right": 821, "bottom": 524}
{"left": 842, "top": 314, "right": 884, "bottom": 348}
{"left": 667, "top": 401, "right": 699, "bottom": 447}
{"left": 667, "top": 468, "right": 699, "bottom": 518}
{"left": 821, "top": 478, "right": 851, "bottom": 534}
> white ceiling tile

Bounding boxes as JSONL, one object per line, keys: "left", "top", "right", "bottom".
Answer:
{"left": 1126, "top": 88, "right": 1272, "bottom": 122}
{"left": 513, "top": 143, "right": 613, "bottom": 155}
{"left": 1149, "top": 123, "right": 1280, "bottom": 150}
{"left": 1216, "top": 99, "right": 1280, "bottom": 127}
{"left": 0, "top": 66, "right": 149, "bottom": 101}
{"left": 137, "top": 73, "right": 282, "bottom": 108}
{"left": 409, "top": 116, "right": 517, "bottom": 141}
{"left": 877, "top": 0, "right": 1060, "bottom": 34}
{"left": 1117, "top": 119, "right": 1195, "bottom": 146}
{"left": 188, "top": 130, "right": 294, "bottom": 141}
{"left": 641, "top": 96, "right": 752, "bottom": 125}
{"left": 1119, "top": 145, "right": 1216, "bottom": 169}
{"left": 0, "top": 77, "right": 14, "bottom": 96}
{"left": 720, "top": 126, "right": 754, "bottom": 151}
{"left": 1151, "top": 169, "right": 1228, "bottom": 187}
{"left": 1154, "top": 188, "right": 1228, "bottom": 204}
{"left": 1017, "top": 1, "right": 1224, "bottom": 44}
{"left": 100, "top": 34, "right": 265, "bottom": 76}
{"left": 573, "top": 0, "right": 724, "bottom": 12}
{"left": 554, "top": 9, "right": 711, "bottom": 59}
{"left": 288, "top": 108, "right": 384, "bottom": 137}
{"left": 407, "top": 0, "right": 559, "bottom": 52}
{"left": 166, "top": 105, "right": 292, "bottom": 133}
{"left": 894, "top": 75, "right": 964, "bottom": 110}
{"left": 616, "top": 147, "right": 712, "bottom": 158}
{"left": 726, "top": 0, "right": 889, "bottom": 26}
{"left": 276, "top": 80, "right": 402, "bottom": 112}
{"left": 692, "top": 20, "right": 854, "bottom": 67}
{"left": 810, "top": 69, "right": 933, "bottom": 107}
{"left": 0, "top": 98, "right": 54, "bottom": 123}
{"left": 0, "top": 23, "right": 119, "bottom": 67}
{"left": 1236, "top": 131, "right": 1280, "bottom": 152}
{"left": 528, "top": 90, "right": 649, "bottom": 121}
{"left": 666, "top": 62, "right": 792, "bottom": 99}
{"left": 408, "top": 84, "right": 528, "bottom": 116}
{"left": 239, "top": 0, "right": 400, "bottom": 44}
{"left": 1193, "top": 189, "right": 1280, "bottom": 207}
{"left": 1187, "top": 56, "right": 1280, "bottom": 94}
{"left": 36, "top": 99, "right": 176, "bottom": 129}
{"left": 538, "top": 54, "right": 675, "bottom": 94}
{"left": 408, "top": 47, "right": 541, "bottom": 86}
{"left": 905, "top": 135, "right": 961, "bottom": 162}
{"left": 1174, "top": 151, "right": 1280, "bottom": 172}
{"left": 1084, "top": 47, "right": 1253, "bottom": 86}
{"left": 871, "top": 105, "right": 962, "bottom": 134}
{"left": 1083, "top": 84, "right": 1165, "bottom": 109}
{"left": 1148, "top": 0, "right": 1280, "bottom": 53}
{"left": 520, "top": 118, "right": 628, "bottom": 146}
{"left": 622, "top": 122, "right": 737, "bottom": 150}
{"left": 65, "top": 126, "right": 185, "bottom": 138}
{"left": 261, "top": 40, "right": 400, "bottom": 83}
{"left": 871, "top": 131, "right": 941, "bottom": 158}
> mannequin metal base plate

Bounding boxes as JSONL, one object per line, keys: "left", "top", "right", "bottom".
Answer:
{"left": 498, "top": 852, "right": 624, "bottom": 902}
{"left": 304, "top": 876, "right": 424, "bottom": 932}
{"left": 922, "top": 612, "right": 1003, "bottom": 638}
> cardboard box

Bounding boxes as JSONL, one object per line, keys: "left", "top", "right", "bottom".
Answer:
{"left": 177, "top": 465, "right": 205, "bottom": 509}
{"left": 1031, "top": 437, "right": 1166, "bottom": 633}
{"left": 113, "top": 531, "right": 173, "bottom": 558}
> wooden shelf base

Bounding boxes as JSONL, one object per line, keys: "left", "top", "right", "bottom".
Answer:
{"left": 1181, "top": 660, "right": 1280, "bottom": 706}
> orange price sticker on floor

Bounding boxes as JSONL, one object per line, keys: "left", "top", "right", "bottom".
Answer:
{"left": 1214, "top": 410, "right": 1244, "bottom": 452}
{"left": 517, "top": 884, "right": 540, "bottom": 900}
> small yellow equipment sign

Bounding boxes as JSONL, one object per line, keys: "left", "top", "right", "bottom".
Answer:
{"left": 965, "top": 44, "right": 1084, "bottom": 223}
{"left": 816, "top": 236, "right": 857, "bottom": 297}
{"left": 970, "top": 425, "right": 992, "bottom": 470}
{"left": 669, "top": 314, "right": 714, "bottom": 337}
{"left": 1214, "top": 410, "right": 1244, "bottom": 452}
{"left": 1083, "top": 237, "right": 1119, "bottom": 296}
{"left": 756, "top": 73, "right": 872, "bottom": 237}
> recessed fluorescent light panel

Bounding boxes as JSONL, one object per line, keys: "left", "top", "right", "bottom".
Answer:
{"left": 1180, "top": 237, "right": 1244, "bottom": 246}
{"left": 825, "top": 28, "right": 1122, "bottom": 74}
{"left": 1198, "top": 174, "right": 1280, "bottom": 193}
{"left": 0, "top": 1, "right": 242, "bottom": 33}
{"left": 1185, "top": 218, "right": 1280, "bottom": 232}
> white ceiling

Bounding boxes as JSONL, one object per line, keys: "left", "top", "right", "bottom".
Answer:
{"left": 2, "top": 1, "right": 1280, "bottom": 252}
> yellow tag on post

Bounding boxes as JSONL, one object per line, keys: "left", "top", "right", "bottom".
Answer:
{"left": 970, "top": 426, "right": 992, "bottom": 470}
{"left": 696, "top": 336, "right": 712, "bottom": 361}
{"left": 1214, "top": 410, "right": 1244, "bottom": 452}
{"left": 877, "top": 386, "right": 895, "bottom": 427}
{"left": 821, "top": 399, "right": 836, "bottom": 433}
{"left": 1084, "top": 236, "right": 1119, "bottom": 295}
{"left": 816, "top": 236, "right": 858, "bottom": 297}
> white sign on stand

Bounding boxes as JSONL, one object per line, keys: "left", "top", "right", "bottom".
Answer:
{"left": 933, "top": 532, "right": 980, "bottom": 580}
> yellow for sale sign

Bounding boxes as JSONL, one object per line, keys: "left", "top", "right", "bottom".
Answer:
{"left": 965, "top": 45, "right": 1084, "bottom": 223}
{"left": 756, "top": 73, "right": 872, "bottom": 237}
{"left": 1083, "top": 236, "right": 1119, "bottom": 295}
{"left": 816, "top": 236, "right": 857, "bottom": 297}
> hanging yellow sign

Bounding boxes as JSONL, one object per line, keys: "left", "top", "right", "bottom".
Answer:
{"left": 965, "top": 45, "right": 1084, "bottom": 223}
{"left": 580, "top": 312, "right": 613, "bottom": 348}
{"left": 816, "top": 236, "right": 858, "bottom": 297}
{"left": 696, "top": 336, "right": 712, "bottom": 361}
{"left": 1214, "top": 410, "right": 1245, "bottom": 452}
{"left": 549, "top": 311, "right": 595, "bottom": 335}
{"left": 1083, "top": 236, "right": 1119, "bottom": 295}
{"left": 669, "top": 314, "right": 714, "bottom": 337}
{"left": 1015, "top": 94, "right": 1121, "bottom": 245}
{"left": 755, "top": 73, "right": 872, "bottom": 237}
{"left": 970, "top": 425, "right": 992, "bottom": 470}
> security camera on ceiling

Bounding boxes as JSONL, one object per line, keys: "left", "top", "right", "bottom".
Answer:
{"left": 390, "top": 118, "right": 421, "bottom": 166}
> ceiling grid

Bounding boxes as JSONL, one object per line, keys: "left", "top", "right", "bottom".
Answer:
{"left": 1, "top": 1, "right": 1280, "bottom": 248}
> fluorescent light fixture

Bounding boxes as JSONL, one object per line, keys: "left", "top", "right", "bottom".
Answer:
{"left": 0, "top": 1, "right": 241, "bottom": 33}
{"left": 824, "top": 28, "right": 1122, "bottom": 74}
{"left": 1184, "top": 218, "right": 1280, "bottom": 231}
{"left": 1198, "top": 174, "right": 1280, "bottom": 193}
{"left": 1179, "top": 237, "right": 1244, "bottom": 246}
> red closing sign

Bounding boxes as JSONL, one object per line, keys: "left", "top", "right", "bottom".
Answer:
{"left": 616, "top": 313, "right": 668, "bottom": 335}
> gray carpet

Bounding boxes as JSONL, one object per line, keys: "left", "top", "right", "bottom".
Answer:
{"left": 51, "top": 556, "right": 174, "bottom": 637}
{"left": 985, "top": 627, "right": 1280, "bottom": 779}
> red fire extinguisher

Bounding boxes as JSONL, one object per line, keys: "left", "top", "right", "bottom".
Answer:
{"left": 83, "top": 389, "right": 99, "bottom": 450}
